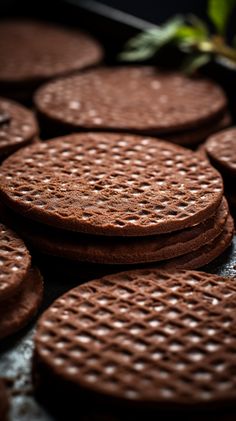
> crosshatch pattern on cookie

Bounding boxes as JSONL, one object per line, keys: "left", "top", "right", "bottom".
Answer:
{"left": 0, "top": 223, "right": 31, "bottom": 301}
{"left": 35, "top": 269, "right": 236, "bottom": 406}
{"left": 35, "top": 67, "right": 227, "bottom": 133}
{"left": 205, "top": 128, "right": 236, "bottom": 176}
{"left": 0, "top": 20, "right": 103, "bottom": 82}
{"left": 0, "top": 133, "right": 223, "bottom": 236}
{"left": 0, "top": 97, "right": 38, "bottom": 155}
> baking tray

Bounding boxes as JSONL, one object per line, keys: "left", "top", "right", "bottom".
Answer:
{"left": 0, "top": 1, "right": 236, "bottom": 419}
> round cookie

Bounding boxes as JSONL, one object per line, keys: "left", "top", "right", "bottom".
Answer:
{"left": 0, "top": 133, "right": 223, "bottom": 236}
{"left": 0, "top": 97, "right": 38, "bottom": 158}
{"left": 0, "top": 199, "right": 228, "bottom": 264}
{"left": 0, "top": 222, "right": 31, "bottom": 302}
{"left": 0, "top": 379, "right": 8, "bottom": 421}
{"left": 204, "top": 127, "right": 236, "bottom": 179}
{"left": 35, "top": 67, "right": 227, "bottom": 137}
{"left": 0, "top": 267, "right": 43, "bottom": 339}
{"left": 0, "top": 20, "right": 103, "bottom": 100}
{"left": 34, "top": 268, "right": 236, "bottom": 411}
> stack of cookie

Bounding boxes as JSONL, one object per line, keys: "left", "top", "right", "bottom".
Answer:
{"left": 201, "top": 127, "right": 236, "bottom": 217}
{"left": 0, "top": 132, "right": 233, "bottom": 272}
{"left": 0, "top": 222, "right": 43, "bottom": 339}
{"left": 0, "top": 97, "right": 38, "bottom": 161}
{"left": 34, "top": 67, "right": 230, "bottom": 147}
{"left": 0, "top": 20, "right": 103, "bottom": 101}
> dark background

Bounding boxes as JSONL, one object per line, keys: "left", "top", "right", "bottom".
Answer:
{"left": 1, "top": 0, "right": 207, "bottom": 24}
{"left": 0, "top": 0, "right": 210, "bottom": 57}
{"left": 88, "top": 0, "right": 206, "bottom": 22}
{"left": 2, "top": 0, "right": 235, "bottom": 45}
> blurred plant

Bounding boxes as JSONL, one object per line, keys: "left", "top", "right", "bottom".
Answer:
{"left": 119, "top": 0, "right": 236, "bottom": 73}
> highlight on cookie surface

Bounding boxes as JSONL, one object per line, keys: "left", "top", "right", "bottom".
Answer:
{"left": 33, "top": 268, "right": 236, "bottom": 411}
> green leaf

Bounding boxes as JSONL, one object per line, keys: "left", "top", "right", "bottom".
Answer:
{"left": 208, "top": 0, "right": 236, "bottom": 34}
{"left": 177, "top": 25, "right": 200, "bottom": 39}
{"left": 119, "top": 16, "right": 184, "bottom": 61}
{"left": 181, "top": 53, "right": 211, "bottom": 74}
{"left": 187, "top": 15, "right": 209, "bottom": 38}
{"left": 119, "top": 45, "right": 159, "bottom": 61}
{"left": 175, "top": 24, "right": 208, "bottom": 47}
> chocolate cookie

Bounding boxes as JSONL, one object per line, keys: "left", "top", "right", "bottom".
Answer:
{"left": 0, "top": 222, "right": 31, "bottom": 302}
{"left": 0, "top": 133, "right": 223, "bottom": 236}
{"left": 0, "top": 199, "right": 229, "bottom": 265}
{"left": 0, "top": 379, "right": 9, "bottom": 421}
{"left": 0, "top": 97, "right": 38, "bottom": 159}
{"left": 0, "top": 267, "right": 43, "bottom": 339}
{"left": 33, "top": 268, "right": 236, "bottom": 412}
{"left": 0, "top": 19, "right": 103, "bottom": 100}
{"left": 203, "top": 127, "right": 236, "bottom": 179}
{"left": 35, "top": 67, "right": 227, "bottom": 137}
